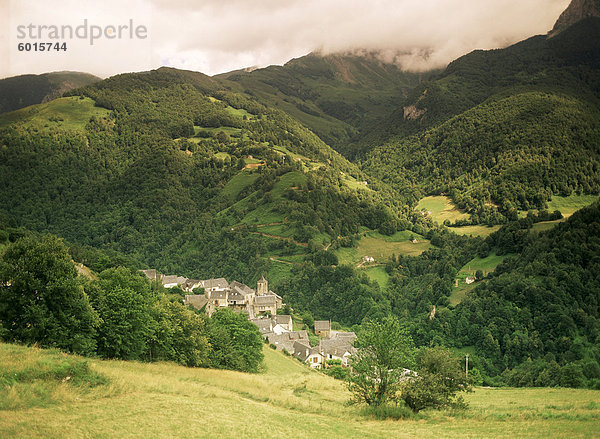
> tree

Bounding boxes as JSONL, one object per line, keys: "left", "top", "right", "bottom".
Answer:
{"left": 208, "top": 308, "right": 264, "bottom": 372}
{"left": 475, "top": 269, "right": 484, "bottom": 280}
{"left": 401, "top": 347, "right": 470, "bottom": 413}
{"left": 0, "top": 235, "right": 99, "bottom": 355}
{"left": 148, "top": 295, "right": 211, "bottom": 367}
{"left": 87, "top": 267, "right": 156, "bottom": 360}
{"left": 347, "top": 316, "right": 415, "bottom": 406}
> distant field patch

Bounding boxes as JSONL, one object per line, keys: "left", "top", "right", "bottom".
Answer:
{"left": 416, "top": 196, "right": 470, "bottom": 224}
{"left": 530, "top": 220, "right": 564, "bottom": 234}
{"left": 450, "top": 251, "right": 512, "bottom": 306}
{"left": 364, "top": 266, "right": 389, "bottom": 288}
{"left": 221, "top": 172, "right": 259, "bottom": 200}
{"left": 547, "top": 194, "right": 599, "bottom": 217}
{"left": 0, "top": 97, "right": 110, "bottom": 131}
{"left": 450, "top": 224, "right": 502, "bottom": 237}
{"left": 267, "top": 260, "right": 293, "bottom": 285}
{"left": 358, "top": 231, "right": 431, "bottom": 261}
{"left": 335, "top": 230, "right": 430, "bottom": 266}
{"left": 193, "top": 126, "right": 242, "bottom": 138}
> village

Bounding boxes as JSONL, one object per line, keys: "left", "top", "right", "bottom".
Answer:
{"left": 140, "top": 270, "right": 356, "bottom": 369}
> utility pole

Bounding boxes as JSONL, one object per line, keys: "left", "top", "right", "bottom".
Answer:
{"left": 465, "top": 353, "right": 469, "bottom": 380}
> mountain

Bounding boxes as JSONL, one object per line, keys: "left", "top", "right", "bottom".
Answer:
{"left": 1, "top": 0, "right": 600, "bottom": 388}
{"left": 551, "top": 0, "right": 600, "bottom": 35}
{"left": 451, "top": 201, "right": 600, "bottom": 384}
{"left": 0, "top": 71, "right": 100, "bottom": 114}
{"left": 219, "top": 52, "right": 433, "bottom": 156}
{"left": 0, "top": 66, "right": 406, "bottom": 326}
{"left": 362, "top": 17, "right": 600, "bottom": 222}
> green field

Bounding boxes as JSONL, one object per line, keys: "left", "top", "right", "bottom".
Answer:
{"left": 193, "top": 125, "right": 243, "bottom": 138}
{"left": 450, "top": 252, "right": 511, "bottom": 306}
{"left": 449, "top": 224, "right": 502, "bottom": 237}
{"left": 335, "top": 230, "right": 431, "bottom": 266}
{"left": 364, "top": 266, "right": 390, "bottom": 288}
{"left": 2, "top": 342, "right": 600, "bottom": 438}
{"left": 0, "top": 97, "right": 110, "bottom": 131}
{"left": 221, "top": 172, "right": 260, "bottom": 200}
{"left": 547, "top": 194, "right": 600, "bottom": 218}
{"left": 266, "top": 260, "right": 294, "bottom": 285}
{"left": 530, "top": 220, "right": 563, "bottom": 234}
{"left": 416, "top": 196, "right": 470, "bottom": 224}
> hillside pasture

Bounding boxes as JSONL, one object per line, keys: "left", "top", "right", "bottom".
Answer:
{"left": 450, "top": 251, "right": 512, "bottom": 306}
{"left": 449, "top": 224, "right": 502, "bottom": 237}
{"left": 547, "top": 194, "right": 600, "bottom": 218}
{"left": 335, "top": 230, "right": 431, "bottom": 267}
{"left": 0, "top": 96, "right": 110, "bottom": 131}
{"left": 1, "top": 342, "right": 600, "bottom": 438}
{"left": 416, "top": 196, "right": 470, "bottom": 224}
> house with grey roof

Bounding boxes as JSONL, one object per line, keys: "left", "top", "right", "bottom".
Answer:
{"left": 183, "top": 294, "right": 208, "bottom": 310}
{"left": 140, "top": 269, "right": 160, "bottom": 282}
{"left": 162, "top": 275, "right": 180, "bottom": 288}
{"left": 314, "top": 320, "right": 331, "bottom": 338}
{"left": 272, "top": 315, "right": 292, "bottom": 331}
{"left": 319, "top": 337, "right": 356, "bottom": 367}
{"left": 250, "top": 318, "right": 273, "bottom": 335}
{"left": 293, "top": 342, "right": 323, "bottom": 368}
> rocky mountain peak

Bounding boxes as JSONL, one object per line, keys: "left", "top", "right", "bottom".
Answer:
{"left": 551, "top": 0, "right": 600, "bottom": 35}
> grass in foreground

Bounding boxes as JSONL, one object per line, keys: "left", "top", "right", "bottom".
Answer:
{"left": 2, "top": 342, "right": 600, "bottom": 438}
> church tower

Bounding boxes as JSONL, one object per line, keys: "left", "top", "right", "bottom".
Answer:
{"left": 257, "top": 275, "right": 268, "bottom": 296}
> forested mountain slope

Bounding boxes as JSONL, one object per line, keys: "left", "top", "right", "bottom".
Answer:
{"left": 219, "top": 52, "right": 432, "bottom": 155}
{"left": 363, "top": 18, "right": 600, "bottom": 222}
{"left": 0, "top": 71, "right": 100, "bottom": 114}
{"left": 0, "top": 67, "right": 408, "bottom": 323}
{"left": 451, "top": 201, "right": 600, "bottom": 385}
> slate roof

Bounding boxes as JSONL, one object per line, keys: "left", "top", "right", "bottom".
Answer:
{"left": 176, "top": 276, "right": 189, "bottom": 285}
{"left": 250, "top": 318, "right": 273, "bottom": 334}
{"left": 140, "top": 269, "right": 159, "bottom": 281}
{"left": 293, "top": 342, "right": 320, "bottom": 362}
{"left": 209, "top": 290, "right": 228, "bottom": 300}
{"left": 229, "top": 281, "right": 255, "bottom": 295}
{"left": 331, "top": 331, "right": 357, "bottom": 342}
{"left": 320, "top": 338, "right": 356, "bottom": 358}
{"left": 255, "top": 295, "right": 277, "bottom": 305}
{"left": 273, "top": 315, "right": 292, "bottom": 326}
{"left": 184, "top": 294, "right": 208, "bottom": 310}
{"left": 162, "top": 275, "right": 179, "bottom": 286}
{"left": 228, "top": 289, "right": 246, "bottom": 301}
{"left": 200, "top": 278, "right": 229, "bottom": 289}
{"left": 314, "top": 320, "right": 331, "bottom": 331}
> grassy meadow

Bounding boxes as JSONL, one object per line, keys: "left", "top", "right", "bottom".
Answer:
{"left": 0, "top": 96, "right": 110, "bottom": 131}
{"left": 416, "top": 196, "right": 470, "bottom": 224}
{"left": 1, "top": 342, "right": 599, "bottom": 438}
{"left": 547, "top": 194, "right": 600, "bottom": 218}
{"left": 335, "top": 230, "right": 431, "bottom": 267}
{"left": 450, "top": 252, "right": 511, "bottom": 306}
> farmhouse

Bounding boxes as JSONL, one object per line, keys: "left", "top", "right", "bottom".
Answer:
{"left": 293, "top": 343, "right": 323, "bottom": 369}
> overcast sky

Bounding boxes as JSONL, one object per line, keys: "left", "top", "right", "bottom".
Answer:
{"left": 1, "top": 0, "right": 569, "bottom": 79}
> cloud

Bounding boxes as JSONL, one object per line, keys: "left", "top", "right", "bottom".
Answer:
{"left": 2, "top": 0, "right": 570, "bottom": 78}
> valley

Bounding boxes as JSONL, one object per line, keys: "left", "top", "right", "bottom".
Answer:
{"left": 1, "top": 1, "right": 600, "bottom": 436}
